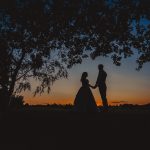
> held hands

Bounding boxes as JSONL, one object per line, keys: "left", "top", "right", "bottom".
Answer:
{"left": 89, "top": 84, "right": 97, "bottom": 89}
{"left": 92, "top": 85, "right": 97, "bottom": 89}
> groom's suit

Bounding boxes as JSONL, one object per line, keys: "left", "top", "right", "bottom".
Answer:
{"left": 96, "top": 69, "right": 108, "bottom": 108}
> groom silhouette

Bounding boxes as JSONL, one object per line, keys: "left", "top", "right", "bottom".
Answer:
{"left": 94, "top": 64, "right": 108, "bottom": 110}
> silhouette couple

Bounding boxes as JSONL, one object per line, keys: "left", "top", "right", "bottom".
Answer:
{"left": 74, "top": 64, "right": 108, "bottom": 112}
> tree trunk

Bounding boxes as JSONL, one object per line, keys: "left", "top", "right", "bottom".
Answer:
{"left": 8, "top": 52, "right": 26, "bottom": 108}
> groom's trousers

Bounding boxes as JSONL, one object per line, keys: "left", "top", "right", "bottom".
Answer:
{"left": 98, "top": 84, "right": 108, "bottom": 109}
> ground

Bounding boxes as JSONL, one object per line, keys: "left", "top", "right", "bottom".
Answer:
{"left": 0, "top": 107, "right": 150, "bottom": 150}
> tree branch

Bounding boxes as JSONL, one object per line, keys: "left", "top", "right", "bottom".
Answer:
{"left": 16, "top": 67, "right": 33, "bottom": 81}
{"left": 9, "top": 51, "right": 26, "bottom": 95}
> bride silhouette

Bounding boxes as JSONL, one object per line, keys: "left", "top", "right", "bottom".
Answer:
{"left": 74, "top": 72, "right": 98, "bottom": 112}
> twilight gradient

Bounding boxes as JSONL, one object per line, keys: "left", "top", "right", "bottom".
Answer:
{"left": 22, "top": 54, "right": 150, "bottom": 106}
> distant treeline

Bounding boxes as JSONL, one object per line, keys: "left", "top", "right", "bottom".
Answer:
{"left": 24, "top": 103, "right": 150, "bottom": 109}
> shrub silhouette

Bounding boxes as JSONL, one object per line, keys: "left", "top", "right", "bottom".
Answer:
{"left": 10, "top": 95, "right": 24, "bottom": 109}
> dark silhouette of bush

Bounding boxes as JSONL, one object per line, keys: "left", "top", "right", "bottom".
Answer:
{"left": 0, "top": 87, "right": 9, "bottom": 112}
{"left": 10, "top": 95, "right": 24, "bottom": 109}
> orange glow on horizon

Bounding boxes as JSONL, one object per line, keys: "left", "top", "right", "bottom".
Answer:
{"left": 25, "top": 97, "right": 149, "bottom": 106}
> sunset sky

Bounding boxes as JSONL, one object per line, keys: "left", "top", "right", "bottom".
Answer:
{"left": 22, "top": 53, "right": 150, "bottom": 106}
{"left": 22, "top": 19, "right": 150, "bottom": 106}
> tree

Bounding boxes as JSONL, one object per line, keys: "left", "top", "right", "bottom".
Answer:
{"left": 0, "top": 0, "right": 150, "bottom": 111}
{"left": 0, "top": 0, "right": 69, "bottom": 110}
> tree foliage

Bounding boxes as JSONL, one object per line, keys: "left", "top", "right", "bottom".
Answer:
{"left": 0, "top": 0, "right": 150, "bottom": 107}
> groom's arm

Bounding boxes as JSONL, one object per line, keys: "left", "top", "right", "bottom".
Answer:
{"left": 93, "top": 75, "right": 99, "bottom": 89}
{"left": 92, "top": 81, "right": 98, "bottom": 89}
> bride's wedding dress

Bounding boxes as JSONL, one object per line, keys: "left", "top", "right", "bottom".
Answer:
{"left": 74, "top": 79, "right": 97, "bottom": 112}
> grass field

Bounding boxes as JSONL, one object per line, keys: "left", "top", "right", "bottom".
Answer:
{"left": 0, "top": 106, "right": 150, "bottom": 150}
